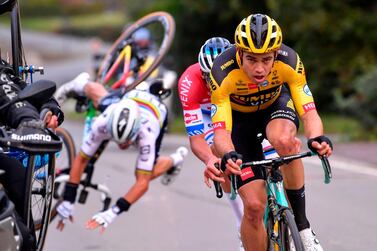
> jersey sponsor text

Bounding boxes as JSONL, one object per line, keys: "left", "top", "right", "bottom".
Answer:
{"left": 303, "top": 102, "right": 316, "bottom": 112}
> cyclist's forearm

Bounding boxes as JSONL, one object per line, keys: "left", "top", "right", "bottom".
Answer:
{"left": 123, "top": 175, "right": 151, "bottom": 204}
{"left": 213, "top": 129, "right": 234, "bottom": 156}
{"left": 301, "top": 110, "right": 324, "bottom": 139}
{"left": 190, "top": 135, "right": 215, "bottom": 164}
{"left": 69, "top": 152, "right": 90, "bottom": 184}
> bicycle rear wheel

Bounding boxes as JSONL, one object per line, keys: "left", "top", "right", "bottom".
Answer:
{"left": 54, "top": 127, "right": 76, "bottom": 175}
{"left": 267, "top": 208, "right": 304, "bottom": 251}
{"left": 96, "top": 11, "right": 175, "bottom": 91}
{"left": 34, "top": 128, "right": 75, "bottom": 229}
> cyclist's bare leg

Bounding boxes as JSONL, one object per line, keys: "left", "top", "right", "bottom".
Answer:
{"left": 266, "top": 118, "right": 304, "bottom": 189}
{"left": 266, "top": 118, "right": 312, "bottom": 232}
{"left": 238, "top": 180, "right": 267, "bottom": 251}
{"left": 151, "top": 156, "right": 173, "bottom": 179}
{"left": 83, "top": 82, "right": 109, "bottom": 108}
{"left": 153, "top": 146, "right": 188, "bottom": 182}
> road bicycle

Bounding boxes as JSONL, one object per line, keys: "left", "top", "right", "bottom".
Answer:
{"left": 80, "top": 11, "right": 176, "bottom": 142}
{"left": 0, "top": 79, "right": 62, "bottom": 251}
{"left": 240, "top": 151, "right": 331, "bottom": 251}
{"left": 70, "top": 8, "right": 175, "bottom": 176}
{"left": 2, "top": 2, "right": 69, "bottom": 249}
{"left": 213, "top": 139, "right": 332, "bottom": 251}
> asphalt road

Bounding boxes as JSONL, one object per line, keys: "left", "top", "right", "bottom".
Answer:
{"left": 43, "top": 120, "right": 377, "bottom": 251}
{"left": 2, "top": 26, "right": 376, "bottom": 251}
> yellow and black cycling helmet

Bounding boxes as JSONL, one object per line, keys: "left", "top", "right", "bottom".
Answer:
{"left": 235, "top": 14, "right": 282, "bottom": 54}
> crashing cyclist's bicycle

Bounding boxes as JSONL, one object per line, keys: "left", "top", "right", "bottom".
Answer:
{"left": 49, "top": 11, "right": 176, "bottom": 224}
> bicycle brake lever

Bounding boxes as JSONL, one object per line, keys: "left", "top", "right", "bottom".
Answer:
{"left": 320, "top": 155, "right": 332, "bottom": 184}
{"left": 213, "top": 163, "right": 223, "bottom": 198}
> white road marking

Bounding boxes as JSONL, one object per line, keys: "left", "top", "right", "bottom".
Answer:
{"left": 304, "top": 157, "right": 377, "bottom": 177}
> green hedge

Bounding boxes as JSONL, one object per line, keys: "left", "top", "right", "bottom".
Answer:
{"left": 20, "top": 0, "right": 105, "bottom": 17}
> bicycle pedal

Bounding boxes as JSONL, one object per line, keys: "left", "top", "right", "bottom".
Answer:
{"left": 78, "top": 190, "right": 88, "bottom": 204}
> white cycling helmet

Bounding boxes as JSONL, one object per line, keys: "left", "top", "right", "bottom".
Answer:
{"left": 107, "top": 98, "right": 141, "bottom": 144}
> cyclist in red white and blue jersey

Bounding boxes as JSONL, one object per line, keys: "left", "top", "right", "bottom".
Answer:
{"left": 178, "top": 37, "right": 246, "bottom": 250}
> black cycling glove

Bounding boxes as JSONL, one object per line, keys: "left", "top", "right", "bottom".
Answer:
{"left": 307, "top": 135, "right": 333, "bottom": 153}
{"left": 40, "top": 98, "right": 65, "bottom": 126}
{"left": 220, "top": 151, "right": 243, "bottom": 172}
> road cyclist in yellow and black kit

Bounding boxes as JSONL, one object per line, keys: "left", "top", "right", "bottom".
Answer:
{"left": 209, "top": 14, "right": 333, "bottom": 251}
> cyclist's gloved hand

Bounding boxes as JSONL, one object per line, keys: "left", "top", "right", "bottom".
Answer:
{"left": 56, "top": 201, "right": 75, "bottom": 231}
{"left": 12, "top": 119, "right": 51, "bottom": 143}
{"left": 86, "top": 207, "right": 119, "bottom": 233}
{"left": 307, "top": 135, "right": 333, "bottom": 157}
{"left": 204, "top": 156, "right": 224, "bottom": 188}
{"left": 40, "top": 99, "right": 65, "bottom": 126}
{"left": 221, "top": 151, "right": 243, "bottom": 175}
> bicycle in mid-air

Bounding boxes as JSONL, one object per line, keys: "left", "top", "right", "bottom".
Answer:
{"left": 49, "top": 11, "right": 176, "bottom": 223}
{"left": 214, "top": 139, "right": 332, "bottom": 251}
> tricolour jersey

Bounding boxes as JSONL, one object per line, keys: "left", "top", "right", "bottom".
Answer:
{"left": 210, "top": 44, "right": 316, "bottom": 131}
{"left": 178, "top": 63, "right": 213, "bottom": 143}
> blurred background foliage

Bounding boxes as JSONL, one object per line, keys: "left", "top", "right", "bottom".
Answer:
{"left": 15, "top": 0, "right": 377, "bottom": 139}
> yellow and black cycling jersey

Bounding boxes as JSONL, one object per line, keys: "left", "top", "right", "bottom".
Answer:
{"left": 210, "top": 44, "right": 316, "bottom": 131}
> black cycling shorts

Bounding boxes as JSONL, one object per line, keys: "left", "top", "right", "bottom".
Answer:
{"left": 154, "top": 114, "right": 168, "bottom": 164}
{"left": 232, "top": 86, "right": 299, "bottom": 189}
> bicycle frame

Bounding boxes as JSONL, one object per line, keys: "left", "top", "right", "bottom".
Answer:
{"left": 54, "top": 140, "right": 112, "bottom": 209}
{"left": 10, "top": 3, "right": 22, "bottom": 77}
{"left": 263, "top": 167, "right": 290, "bottom": 225}
{"left": 103, "top": 43, "right": 132, "bottom": 89}
{"left": 81, "top": 43, "right": 133, "bottom": 141}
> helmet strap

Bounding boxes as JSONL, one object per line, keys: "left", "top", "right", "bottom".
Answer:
{"left": 237, "top": 48, "right": 244, "bottom": 65}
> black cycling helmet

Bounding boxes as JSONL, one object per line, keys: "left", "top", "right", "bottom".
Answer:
{"left": 0, "top": 0, "right": 17, "bottom": 14}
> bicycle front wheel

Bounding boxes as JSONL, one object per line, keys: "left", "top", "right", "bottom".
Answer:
{"left": 30, "top": 154, "right": 56, "bottom": 251}
{"left": 34, "top": 127, "right": 75, "bottom": 229}
{"left": 267, "top": 208, "right": 304, "bottom": 251}
{"left": 96, "top": 11, "right": 175, "bottom": 91}
{"left": 54, "top": 127, "right": 76, "bottom": 175}
{"left": 51, "top": 127, "right": 76, "bottom": 223}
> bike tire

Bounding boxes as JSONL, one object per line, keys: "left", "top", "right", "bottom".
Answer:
{"left": 29, "top": 154, "right": 55, "bottom": 251}
{"left": 267, "top": 208, "right": 304, "bottom": 251}
{"left": 34, "top": 128, "right": 76, "bottom": 229}
{"left": 51, "top": 128, "right": 76, "bottom": 223}
{"left": 55, "top": 127, "right": 76, "bottom": 172}
{"left": 96, "top": 11, "right": 175, "bottom": 91}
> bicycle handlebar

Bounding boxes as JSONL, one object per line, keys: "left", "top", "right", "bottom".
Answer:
{"left": 19, "top": 65, "right": 44, "bottom": 75}
{"left": 241, "top": 151, "right": 332, "bottom": 184}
